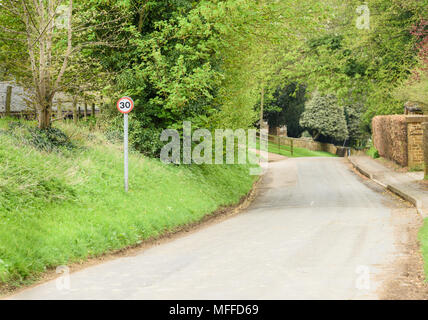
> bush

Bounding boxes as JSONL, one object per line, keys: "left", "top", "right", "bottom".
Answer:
{"left": 4, "top": 121, "right": 75, "bottom": 152}
{"left": 265, "top": 83, "right": 306, "bottom": 138}
{"left": 300, "top": 91, "right": 349, "bottom": 142}
{"left": 300, "top": 131, "right": 313, "bottom": 139}
{"left": 366, "top": 141, "right": 380, "bottom": 159}
{"left": 104, "top": 115, "right": 165, "bottom": 158}
{"left": 28, "top": 127, "right": 75, "bottom": 152}
{"left": 130, "top": 126, "right": 164, "bottom": 158}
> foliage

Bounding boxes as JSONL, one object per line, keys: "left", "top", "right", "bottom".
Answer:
{"left": 393, "top": 19, "right": 427, "bottom": 105}
{"left": 298, "top": 0, "right": 427, "bottom": 129}
{"left": 301, "top": 131, "right": 312, "bottom": 139}
{"left": 394, "top": 70, "right": 428, "bottom": 105}
{"left": 264, "top": 83, "right": 306, "bottom": 138}
{"left": 2, "top": 121, "right": 75, "bottom": 152}
{"left": 101, "top": 0, "right": 332, "bottom": 133}
{"left": 366, "top": 142, "right": 380, "bottom": 159}
{"left": 344, "top": 104, "right": 368, "bottom": 147}
{"left": 300, "top": 91, "right": 349, "bottom": 142}
{"left": 0, "top": 0, "right": 131, "bottom": 128}
{"left": 1, "top": 0, "right": 426, "bottom": 136}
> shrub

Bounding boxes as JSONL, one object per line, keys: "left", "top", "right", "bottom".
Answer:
{"left": 300, "top": 131, "right": 313, "bottom": 139}
{"left": 104, "top": 115, "right": 165, "bottom": 158}
{"left": 300, "top": 91, "right": 349, "bottom": 142}
{"left": 130, "top": 126, "right": 164, "bottom": 158}
{"left": 5, "top": 121, "right": 75, "bottom": 152}
{"left": 366, "top": 140, "right": 380, "bottom": 159}
{"left": 345, "top": 104, "right": 369, "bottom": 147}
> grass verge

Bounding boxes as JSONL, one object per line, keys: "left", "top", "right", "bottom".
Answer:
{"left": 418, "top": 222, "right": 428, "bottom": 279}
{"left": 256, "top": 139, "right": 336, "bottom": 158}
{"left": 0, "top": 119, "right": 257, "bottom": 290}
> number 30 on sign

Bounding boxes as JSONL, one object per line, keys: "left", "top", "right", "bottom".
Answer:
{"left": 117, "top": 96, "right": 134, "bottom": 114}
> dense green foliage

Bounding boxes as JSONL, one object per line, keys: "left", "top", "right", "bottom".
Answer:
{"left": 264, "top": 83, "right": 306, "bottom": 138}
{"left": 1, "top": 0, "right": 426, "bottom": 138}
{"left": 299, "top": 0, "right": 427, "bottom": 128}
{"left": 3, "top": 122, "right": 76, "bottom": 152}
{"left": 300, "top": 91, "right": 349, "bottom": 142}
{"left": 344, "top": 104, "right": 368, "bottom": 147}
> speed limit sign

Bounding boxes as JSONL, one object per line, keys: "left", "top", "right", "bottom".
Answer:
{"left": 117, "top": 96, "right": 134, "bottom": 192}
{"left": 117, "top": 96, "right": 134, "bottom": 114}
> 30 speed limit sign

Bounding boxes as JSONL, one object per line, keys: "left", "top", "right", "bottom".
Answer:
{"left": 117, "top": 96, "right": 134, "bottom": 114}
{"left": 117, "top": 96, "right": 134, "bottom": 192}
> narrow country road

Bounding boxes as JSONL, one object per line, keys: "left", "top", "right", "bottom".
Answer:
{"left": 10, "top": 158, "right": 412, "bottom": 300}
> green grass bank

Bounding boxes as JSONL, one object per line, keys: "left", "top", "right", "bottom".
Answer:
{"left": 0, "top": 119, "right": 257, "bottom": 289}
{"left": 256, "top": 139, "right": 337, "bottom": 158}
{"left": 418, "top": 216, "right": 428, "bottom": 279}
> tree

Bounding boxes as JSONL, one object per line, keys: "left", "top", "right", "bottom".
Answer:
{"left": 393, "top": 19, "right": 428, "bottom": 106}
{"left": 265, "top": 82, "right": 306, "bottom": 137}
{"left": 300, "top": 91, "right": 348, "bottom": 142}
{"left": 0, "top": 0, "right": 129, "bottom": 129}
{"left": 297, "top": 0, "right": 426, "bottom": 129}
{"left": 107, "top": 0, "right": 335, "bottom": 132}
{"left": 344, "top": 103, "right": 367, "bottom": 147}
{"left": 0, "top": 0, "right": 75, "bottom": 129}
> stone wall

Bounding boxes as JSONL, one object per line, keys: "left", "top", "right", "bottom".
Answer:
{"left": 268, "top": 135, "right": 338, "bottom": 154}
{"left": 372, "top": 115, "right": 427, "bottom": 168}
{"left": 290, "top": 138, "right": 338, "bottom": 154}
{"left": 372, "top": 115, "right": 408, "bottom": 166}
{"left": 269, "top": 126, "right": 288, "bottom": 137}
{"left": 406, "top": 116, "right": 428, "bottom": 169}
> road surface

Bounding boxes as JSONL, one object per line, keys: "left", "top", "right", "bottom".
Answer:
{"left": 10, "top": 158, "right": 407, "bottom": 299}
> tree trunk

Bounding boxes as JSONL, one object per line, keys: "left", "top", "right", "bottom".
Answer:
{"left": 57, "top": 101, "right": 62, "bottom": 121}
{"left": 313, "top": 131, "right": 321, "bottom": 141}
{"left": 138, "top": 10, "right": 144, "bottom": 33}
{"left": 5, "top": 86, "right": 12, "bottom": 117}
{"left": 84, "top": 100, "right": 88, "bottom": 121}
{"left": 100, "top": 95, "right": 104, "bottom": 115}
{"left": 72, "top": 96, "right": 78, "bottom": 124}
{"left": 138, "top": 3, "right": 147, "bottom": 33}
{"left": 38, "top": 106, "right": 51, "bottom": 129}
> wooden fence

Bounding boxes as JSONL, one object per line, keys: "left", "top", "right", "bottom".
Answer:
{"left": 257, "top": 131, "right": 294, "bottom": 156}
{"left": 259, "top": 130, "right": 351, "bottom": 157}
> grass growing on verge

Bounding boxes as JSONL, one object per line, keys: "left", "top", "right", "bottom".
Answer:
{"left": 256, "top": 139, "right": 336, "bottom": 158}
{"left": 366, "top": 140, "right": 380, "bottom": 159}
{"left": 418, "top": 224, "right": 428, "bottom": 279}
{"left": 0, "top": 119, "right": 257, "bottom": 288}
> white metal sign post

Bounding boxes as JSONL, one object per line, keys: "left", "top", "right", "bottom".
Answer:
{"left": 117, "top": 97, "right": 134, "bottom": 192}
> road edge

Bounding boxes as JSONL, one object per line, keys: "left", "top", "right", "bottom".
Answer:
{"left": 348, "top": 157, "right": 424, "bottom": 216}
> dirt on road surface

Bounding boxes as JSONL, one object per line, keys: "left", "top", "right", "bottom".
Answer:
{"left": 7, "top": 157, "right": 428, "bottom": 300}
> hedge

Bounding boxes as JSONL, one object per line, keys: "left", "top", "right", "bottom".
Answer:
{"left": 372, "top": 115, "right": 408, "bottom": 166}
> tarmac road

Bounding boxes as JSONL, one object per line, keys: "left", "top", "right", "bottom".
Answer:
{"left": 10, "top": 158, "right": 405, "bottom": 299}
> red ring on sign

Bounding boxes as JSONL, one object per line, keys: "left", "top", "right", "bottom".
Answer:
{"left": 117, "top": 96, "right": 134, "bottom": 114}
